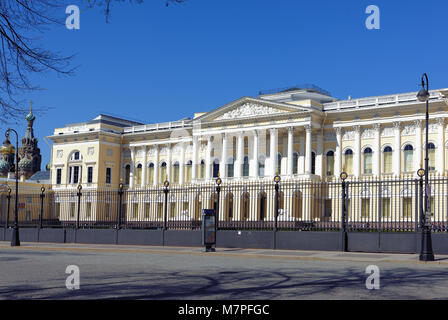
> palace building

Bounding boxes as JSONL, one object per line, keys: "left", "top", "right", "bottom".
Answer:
{"left": 49, "top": 84, "right": 448, "bottom": 190}
{"left": 43, "top": 85, "right": 448, "bottom": 228}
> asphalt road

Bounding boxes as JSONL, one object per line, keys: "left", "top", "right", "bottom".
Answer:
{"left": 1, "top": 242, "right": 448, "bottom": 300}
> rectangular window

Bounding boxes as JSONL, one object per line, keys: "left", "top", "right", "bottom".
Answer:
{"left": 170, "top": 203, "right": 176, "bottom": 218}
{"left": 382, "top": 198, "right": 390, "bottom": 217}
{"left": 157, "top": 203, "right": 163, "bottom": 219}
{"left": 55, "top": 202, "right": 60, "bottom": 218}
{"left": 86, "top": 202, "right": 92, "bottom": 218}
{"left": 87, "top": 167, "right": 93, "bottom": 183}
{"left": 144, "top": 203, "right": 151, "bottom": 219}
{"left": 56, "top": 169, "right": 62, "bottom": 185}
{"left": 70, "top": 202, "right": 76, "bottom": 218}
{"left": 105, "top": 203, "right": 110, "bottom": 219}
{"left": 133, "top": 203, "right": 138, "bottom": 218}
{"left": 73, "top": 166, "right": 80, "bottom": 184}
{"left": 324, "top": 199, "right": 332, "bottom": 218}
{"left": 106, "top": 167, "right": 112, "bottom": 184}
{"left": 402, "top": 198, "right": 412, "bottom": 218}
{"left": 361, "top": 199, "right": 370, "bottom": 218}
{"left": 68, "top": 167, "right": 72, "bottom": 184}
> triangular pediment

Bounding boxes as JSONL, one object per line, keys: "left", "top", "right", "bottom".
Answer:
{"left": 195, "top": 97, "right": 311, "bottom": 122}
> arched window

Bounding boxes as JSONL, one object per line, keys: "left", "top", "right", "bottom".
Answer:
{"left": 427, "top": 143, "right": 436, "bottom": 171}
{"left": 186, "top": 160, "right": 192, "bottom": 183}
{"left": 344, "top": 149, "right": 353, "bottom": 175}
{"left": 173, "top": 162, "right": 180, "bottom": 183}
{"left": 403, "top": 145, "right": 414, "bottom": 172}
{"left": 213, "top": 159, "right": 219, "bottom": 178}
{"left": 258, "top": 156, "right": 265, "bottom": 177}
{"left": 199, "top": 160, "right": 205, "bottom": 179}
{"left": 326, "top": 151, "right": 334, "bottom": 176}
{"left": 225, "top": 193, "right": 234, "bottom": 220}
{"left": 363, "top": 148, "right": 373, "bottom": 174}
{"left": 68, "top": 151, "right": 83, "bottom": 184}
{"left": 311, "top": 152, "right": 316, "bottom": 175}
{"left": 194, "top": 194, "right": 202, "bottom": 220}
{"left": 278, "top": 191, "right": 284, "bottom": 210}
{"left": 243, "top": 156, "right": 249, "bottom": 177}
{"left": 125, "top": 165, "right": 131, "bottom": 185}
{"left": 69, "top": 151, "right": 82, "bottom": 161}
{"left": 241, "top": 192, "right": 250, "bottom": 221}
{"left": 227, "top": 157, "right": 234, "bottom": 178}
{"left": 292, "top": 190, "right": 302, "bottom": 219}
{"left": 160, "top": 162, "right": 167, "bottom": 183}
{"left": 136, "top": 164, "right": 142, "bottom": 185}
{"left": 293, "top": 152, "right": 299, "bottom": 175}
{"left": 383, "top": 146, "right": 393, "bottom": 173}
{"left": 148, "top": 163, "right": 154, "bottom": 185}
{"left": 277, "top": 153, "right": 282, "bottom": 175}
{"left": 258, "top": 192, "right": 267, "bottom": 221}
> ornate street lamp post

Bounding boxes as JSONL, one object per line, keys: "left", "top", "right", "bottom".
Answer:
{"left": 6, "top": 128, "right": 20, "bottom": 246}
{"left": 163, "top": 180, "right": 169, "bottom": 230}
{"left": 340, "top": 171, "right": 348, "bottom": 252}
{"left": 416, "top": 74, "right": 435, "bottom": 261}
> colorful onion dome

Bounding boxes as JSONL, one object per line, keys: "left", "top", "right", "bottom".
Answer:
{"left": 0, "top": 138, "right": 15, "bottom": 155}
{"left": 0, "top": 159, "right": 10, "bottom": 172}
{"left": 18, "top": 157, "right": 32, "bottom": 170}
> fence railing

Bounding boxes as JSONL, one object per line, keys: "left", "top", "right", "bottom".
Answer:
{"left": 1, "top": 177, "right": 447, "bottom": 232}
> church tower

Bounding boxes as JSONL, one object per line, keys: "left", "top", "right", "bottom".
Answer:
{"left": 17, "top": 102, "right": 42, "bottom": 179}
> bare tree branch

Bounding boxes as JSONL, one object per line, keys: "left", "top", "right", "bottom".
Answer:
{"left": 0, "top": 0, "right": 185, "bottom": 124}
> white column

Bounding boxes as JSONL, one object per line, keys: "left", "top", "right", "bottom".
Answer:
{"left": 373, "top": 124, "right": 381, "bottom": 177}
{"left": 167, "top": 144, "right": 172, "bottom": 181}
{"left": 179, "top": 142, "right": 185, "bottom": 185}
{"left": 437, "top": 118, "right": 445, "bottom": 174}
{"left": 305, "top": 125, "right": 312, "bottom": 174}
{"left": 270, "top": 129, "right": 278, "bottom": 176}
{"left": 353, "top": 125, "right": 361, "bottom": 178}
{"left": 129, "top": 147, "right": 135, "bottom": 188}
{"left": 154, "top": 146, "right": 159, "bottom": 186}
{"left": 120, "top": 147, "right": 125, "bottom": 183}
{"left": 298, "top": 133, "right": 305, "bottom": 174}
{"left": 287, "top": 127, "right": 294, "bottom": 176}
{"left": 316, "top": 129, "right": 323, "bottom": 177}
{"left": 236, "top": 133, "right": 244, "bottom": 178}
{"left": 141, "top": 146, "right": 147, "bottom": 187}
{"left": 192, "top": 136, "right": 198, "bottom": 181}
{"left": 415, "top": 120, "right": 422, "bottom": 173}
{"left": 206, "top": 136, "right": 212, "bottom": 180}
{"left": 252, "top": 130, "right": 259, "bottom": 178}
{"left": 393, "top": 121, "right": 401, "bottom": 176}
{"left": 335, "top": 128, "right": 342, "bottom": 178}
{"left": 220, "top": 133, "right": 227, "bottom": 178}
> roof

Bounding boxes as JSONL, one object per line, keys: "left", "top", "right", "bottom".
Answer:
{"left": 28, "top": 171, "right": 50, "bottom": 182}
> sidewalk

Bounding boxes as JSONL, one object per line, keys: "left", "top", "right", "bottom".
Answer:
{"left": 1, "top": 241, "right": 447, "bottom": 265}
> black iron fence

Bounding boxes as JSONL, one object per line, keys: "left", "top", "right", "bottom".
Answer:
{"left": 1, "top": 177, "right": 448, "bottom": 233}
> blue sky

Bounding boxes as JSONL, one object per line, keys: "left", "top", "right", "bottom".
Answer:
{"left": 2, "top": 0, "right": 447, "bottom": 168}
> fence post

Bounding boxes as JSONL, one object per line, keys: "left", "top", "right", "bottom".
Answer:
{"left": 76, "top": 184, "right": 82, "bottom": 229}
{"left": 39, "top": 186, "right": 45, "bottom": 229}
{"left": 163, "top": 181, "right": 169, "bottom": 230}
{"left": 340, "top": 172, "right": 348, "bottom": 252}
{"left": 6, "top": 187, "right": 11, "bottom": 229}
{"left": 215, "top": 177, "right": 222, "bottom": 233}
{"left": 117, "top": 183, "right": 124, "bottom": 229}
{"left": 273, "top": 175, "right": 280, "bottom": 249}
